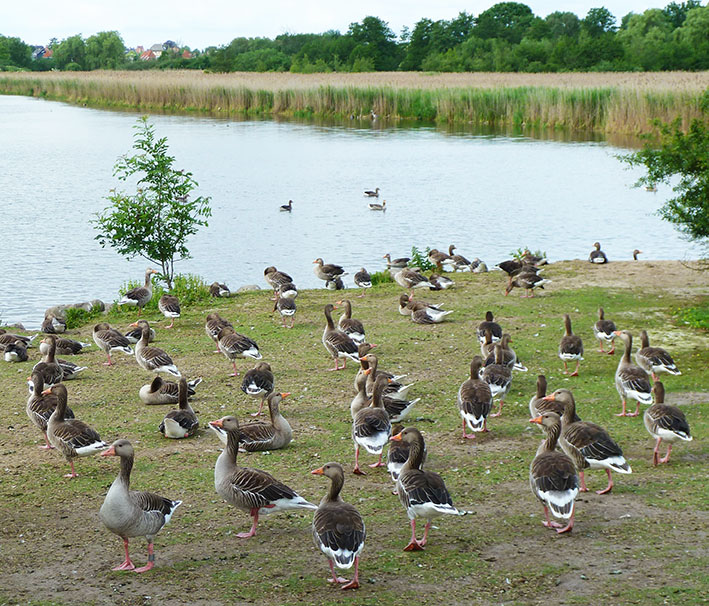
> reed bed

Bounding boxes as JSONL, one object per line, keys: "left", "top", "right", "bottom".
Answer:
{"left": 2, "top": 70, "right": 707, "bottom": 133}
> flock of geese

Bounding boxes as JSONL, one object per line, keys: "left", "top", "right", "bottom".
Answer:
{"left": 1, "top": 241, "right": 694, "bottom": 590}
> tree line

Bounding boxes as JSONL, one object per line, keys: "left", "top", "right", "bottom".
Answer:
{"left": 2, "top": 2, "right": 708, "bottom": 73}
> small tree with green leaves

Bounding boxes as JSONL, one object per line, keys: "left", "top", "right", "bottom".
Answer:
{"left": 94, "top": 117, "right": 212, "bottom": 288}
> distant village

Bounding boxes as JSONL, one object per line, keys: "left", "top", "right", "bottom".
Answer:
{"left": 31, "top": 40, "right": 196, "bottom": 62}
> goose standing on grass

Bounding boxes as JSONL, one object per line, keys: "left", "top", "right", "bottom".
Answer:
{"left": 34, "top": 335, "right": 63, "bottom": 388}
{"left": 99, "top": 440, "right": 182, "bottom": 573}
{"left": 314, "top": 258, "right": 347, "bottom": 285}
{"left": 482, "top": 343, "right": 512, "bottom": 418}
{"left": 205, "top": 313, "right": 233, "bottom": 352}
{"left": 593, "top": 307, "right": 617, "bottom": 354}
{"left": 217, "top": 325, "right": 262, "bottom": 376}
{"left": 311, "top": 462, "right": 365, "bottom": 591}
{"left": 614, "top": 330, "right": 653, "bottom": 417}
{"left": 208, "top": 416, "right": 317, "bottom": 538}
{"left": 368, "top": 199, "right": 386, "bottom": 211}
{"left": 158, "top": 378, "right": 198, "bottom": 439}
{"left": 280, "top": 199, "right": 293, "bottom": 212}
{"left": 40, "top": 337, "right": 91, "bottom": 356}
{"left": 158, "top": 294, "right": 180, "bottom": 329}
{"left": 337, "top": 300, "right": 366, "bottom": 344}
{"left": 125, "top": 324, "right": 155, "bottom": 344}
{"left": 559, "top": 314, "right": 584, "bottom": 376}
{"left": 119, "top": 268, "right": 158, "bottom": 316}
{"left": 273, "top": 291, "right": 296, "bottom": 328}
{"left": 41, "top": 312, "right": 67, "bottom": 334}
{"left": 352, "top": 375, "right": 392, "bottom": 475}
{"left": 278, "top": 281, "right": 298, "bottom": 299}
{"left": 589, "top": 242, "right": 608, "bottom": 264}
{"left": 390, "top": 427, "right": 469, "bottom": 551}
{"left": 644, "top": 381, "right": 692, "bottom": 466}
{"left": 322, "top": 304, "right": 360, "bottom": 371}
{"left": 529, "top": 375, "right": 581, "bottom": 423}
{"left": 448, "top": 245, "right": 472, "bottom": 271}
{"left": 140, "top": 376, "right": 202, "bottom": 405}
{"left": 394, "top": 268, "right": 434, "bottom": 296}
{"left": 45, "top": 384, "right": 107, "bottom": 478}
{"left": 27, "top": 371, "right": 74, "bottom": 449}
{"left": 477, "top": 311, "right": 502, "bottom": 343}
{"left": 4, "top": 340, "right": 28, "bottom": 362}
{"left": 543, "top": 389, "right": 631, "bottom": 494}
{"left": 264, "top": 266, "right": 294, "bottom": 298}
{"left": 241, "top": 362, "right": 275, "bottom": 416}
{"left": 364, "top": 187, "right": 380, "bottom": 197}
{"left": 635, "top": 330, "right": 681, "bottom": 380}
{"left": 209, "top": 282, "right": 231, "bottom": 298}
{"left": 505, "top": 272, "right": 549, "bottom": 297}
{"left": 93, "top": 323, "right": 134, "bottom": 366}
{"left": 457, "top": 356, "right": 493, "bottom": 439}
{"left": 529, "top": 413, "right": 579, "bottom": 534}
{"left": 131, "top": 320, "right": 181, "bottom": 377}
{"left": 353, "top": 268, "right": 372, "bottom": 297}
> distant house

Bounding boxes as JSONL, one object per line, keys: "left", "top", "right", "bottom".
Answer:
{"left": 135, "top": 45, "right": 144, "bottom": 54}
{"left": 32, "top": 46, "right": 53, "bottom": 59}
{"left": 181, "top": 49, "right": 193, "bottom": 59}
{"left": 140, "top": 50, "right": 156, "bottom": 61}
{"left": 149, "top": 43, "right": 164, "bottom": 58}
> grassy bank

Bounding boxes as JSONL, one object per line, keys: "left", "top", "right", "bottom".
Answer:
{"left": 0, "top": 260, "right": 707, "bottom": 605}
{"left": 1, "top": 71, "right": 708, "bottom": 134}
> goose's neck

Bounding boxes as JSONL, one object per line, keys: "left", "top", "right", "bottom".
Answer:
{"left": 217, "top": 429, "right": 239, "bottom": 476}
{"left": 45, "top": 340, "right": 56, "bottom": 363}
{"left": 622, "top": 335, "right": 632, "bottom": 363}
{"left": 470, "top": 359, "right": 482, "bottom": 380}
{"left": 324, "top": 308, "right": 335, "bottom": 330}
{"left": 536, "top": 377, "right": 547, "bottom": 399}
{"left": 537, "top": 422, "right": 561, "bottom": 456}
{"left": 564, "top": 316, "right": 572, "bottom": 336}
{"left": 178, "top": 383, "right": 190, "bottom": 410}
{"left": 403, "top": 436, "right": 425, "bottom": 470}
{"left": 326, "top": 473, "right": 344, "bottom": 502}
{"left": 118, "top": 454, "right": 133, "bottom": 487}
{"left": 144, "top": 271, "right": 153, "bottom": 288}
{"left": 640, "top": 331, "right": 649, "bottom": 349}
{"left": 562, "top": 396, "right": 576, "bottom": 426}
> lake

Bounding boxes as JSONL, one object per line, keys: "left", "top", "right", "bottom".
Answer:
{"left": 0, "top": 95, "right": 695, "bottom": 329}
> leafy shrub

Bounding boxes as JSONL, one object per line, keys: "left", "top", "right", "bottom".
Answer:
{"left": 510, "top": 246, "right": 547, "bottom": 261}
{"left": 409, "top": 246, "right": 434, "bottom": 271}
{"left": 171, "top": 273, "right": 211, "bottom": 306}
{"left": 370, "top": 269, "right": 393, "bottom": 285}
{"left": 676, "top": 304, "right": 709, "bottom": 330}
{"left": 65, "top": 304, "right": 104, "bottom": 329}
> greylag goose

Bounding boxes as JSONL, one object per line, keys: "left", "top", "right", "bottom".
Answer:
{"left": 353, "top": 343, "right": 378, "bottom": 392}
{"left": 34, "top": 335, "right": 63, "bottom": 388}
{"left": 217, "top": 325, "right": 262, "bottom": 376}
{"left": 481, "top": 343, "right": 512, "bottom": 418}
{"left": 496, "top": 259, "right": 523, "bottom": 276}
{"left": 429, "top": 273, "right": 455, "bottom": 290}
{"left": 427, "top": 248, "right": 454, "bottom": 271}
{"left": 139, "top": 376, "right": 202, "bottom": 405}
{"left": 559, "top": 314, "right": 584, "bottom": 376}
{"left": 209, "top": 282, "right": 231, "bottom": 297}
{"left": 644, "top": 381, "right": 692, "bottom": 465}
{"left": 311, "top": 462, "right": 365, "bottom": 590}
{"left": 529, "top": 375, "right": 581, "bottom": 423}
{"left": 208, "top": 416, "right": 317, "bottom": 538}
{"left": 448, "top": 245, "right": 472, "bottom": 271}
{"left": 236, "top": 392, "right": 293, "bottom": 452}
{"left": 273, "top": 292, "right": 296, "bottom": 328}
{"left": 325, "top": 277, "right": 345, "bottom": 290}
{"left": 589, "top": 242, "right": 608, "bottom": 264}
{"left": 472, "top": 260, "right": 488, "bottom": 273}
{"left": 353, "top": 268, "right": 372, "bottom": 297}
{"left": 352, "top": 375, "right": 392, "bottom": 475}
{"left": 124, "top": 324, "right": 155, "bottom": 344}
{"left": 39, "top": 337, "right": 91, "bottom": 356}
{"left": 93, "top": 323, "right": 134, "bottom": 365}
{"left": 543, "top": 389, "right": 631, "bottom": 494}
{"left": 387, "top": 424, "right": 427, "bottom": 483}
{"left": 505, "top": 272, "right": 549, "bottom": 297}
{"left": 528, "top": 412, "right": 579, "bottom": 534}
{"left": 482, "top": 333, "right": 519, "bottom": 370}
{"left": 280, "top": 199, "right": 293, "bottom": 211}
{"left": 36, "top": 342, "right": 88, "bottom": 381}
{"left": 633, "top": 249, "right": 643, "bottom": 260}
{"left": 407, "top": 299, "right": 453, "bottom": 324}
{"left": 593, "top": 307, "right": 617, "bottom": 354}
{"left": 390, "top": 427, "right": 469, "bottom": 551}
{"left": 522, "top": 250, "right": 548, "bottom": 266}
{"left": 361, "top": 354, "right": 413, "bottom": 401}
{"left": 397, "top": 294, "right": 442, "bottom": 317}
{"left": 322, "top": 304, "right": 359, "bottom": 371}
{"left": 477, "top": 311, "right": 502, "bottom": 343}
{"left": 119, "top": 268, "right": 158, "bottom": 316}
{"left": 4, "top": 340, "right": 28, "bottom": 362}
{"left": 368, "top": 199, "right": 386, "bottom": 211}
{"left": 356, "top": 365, "right": 419, "bottom": 422}
{"left": 158, "top": 378, "right": 199, "bottom": 439}
{"left": 314, "top": 258, "right": 347, "bottom": 283}
{"left": 264, "top": 266, "right": 294, "bottom": 297}
{"left": 99, "top": 440, "right": 181, "bottom": 572}
{"left": 131, "top": 320, "right": 180, "bottom": 377}
{"left": 457, "top": 356, "right": 493, "bottom": 439}
{"left": 635, "top": 330, "right": 681, "bottom": 380}
{"left": 41, "top": 312, "right": 67, "bottom": 334}
{"left": 614, "top": 330, "right": 653, "bottom": 417}
{"left": 158, "top": 294, "right": 180, "bottom": 329}
{"left": 45, "top": 384, "right": 107, "bottom": 478}
{"left": 27, "top": 371, "right": 74, "bottom": 449}
{"left": 364, "top": 187, "right": 380, "bottom": 197}
{"left": 278, "top": 281, "right": 298, "bottom": 299}
{"left": 205, "top": 312, "right": 233, "bottom": 352}
{"left": 394, "top": 268, "right": 434, "bottom": 296}
{"left": 55, "top": 359, "right": 88, "bottom": 381}
{"left": 241, "top": 361, "right": 274, "bottom": 416}
{"left": 383, "top": 253, "right": 409, "bottom": 269}
{"left": 0, "top": 330, "right": 36, "bottom": 349}
{"left": 337, "top": 300, "right": 366, "bottom": 344}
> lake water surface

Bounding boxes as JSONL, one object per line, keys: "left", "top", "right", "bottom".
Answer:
{"left": 0, "top": 95, "right": 695, "bottom": 329}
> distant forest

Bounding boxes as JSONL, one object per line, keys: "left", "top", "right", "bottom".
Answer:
{"left": 2, "top": 2, "right": 708, "bottom": 73}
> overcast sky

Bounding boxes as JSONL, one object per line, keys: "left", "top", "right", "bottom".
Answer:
{"left": 5, "top": 1, "right": 679, "bottom": 48}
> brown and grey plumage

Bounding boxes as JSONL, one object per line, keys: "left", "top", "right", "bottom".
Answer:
{"left": 361, "top": 354, "right": 412, "bottom": 401}
{"left": 354, "top": 362, "right": 418, "bottom": 422}
{"left": 353, "top": 268, "right": 372, "bottom": 296}
{"left": 477, "top": 311, "right": 502, "bottom": 343}
{"left": 39, "top": 337, "right": 91, "bottom": 356}
{"left": 589, "top": 242, "right": 608, "bottom": 264}
{"left": 34, "top": 335, "right": 63, "bottom": 388}
{"left": 27, "top": 371, "right": 74, "bottom": 449}
{"left": 481, "top": 343, "right": 512, "bottom": 418}
{"left": 427, "top": 248, "right": 454, "bottom": 270}
{"left": 41, "top": 312, "right": 67, "bottom": 334}
{"left": 209, "top": 282, "right": 231, "bottom": 298}
{"left": 529, "top": 375, "right": 581, "bottom": 424}
{"left": 633, "top": 249, "right": 643, "bottom": 260}
{"left": 0, "top": 330, "right": 36, "bottom": 350}
{"left": 528, "top": 412, "right": 579, "bottom": 534}
{"left": 208, "top": 416, "right": 316, "bottom": 538}
{"left": 158, "top": 294, "right": 180, "bottom": 328}
{"left": 310, "top": 462, "right": 365, "bottom": 590}
{"left": 264, "top": 266, "right": 293, "bottom": 294}
{"left": 119, "top": 268, "right": 158, "bottom": 316}
{"left": 614, "top": 330, "right": 653, "bottom": 417}
{"left": 205, "top": 313, "right": 233, "bottom": 351}
{"left": 278, "top": 281, "right": 298, "bottom": 299}
{"left": 158, "top": 378, "right": 198, "bottom": 439}
{"left": 337, "top": 300, "right": 366, "bottom": 344}
{"left": 383, "top": 253, "right": 410, "bottom": 269}
{"left": 217, "top": 325, "right": 262, "bottom": 376}
{"left": 352, "top": 375, "right": 392, "bottom": 474}
{"left": 132, "top": 320, "right": 180, "bottom": 377}
{"left": 635, "top": 330, "right": 681, "bottom": 381}
{"left": 483, "top": 333, "right": 519, "bottom": 370}
{"left": 505, "top": 272, "right": 549, "bottom": 297}
{"left": 273, "top": 292, "right": 296, "bottom": 328}
{"left": 394, "top": 268, "right": 435, "bottom": 295}
{"left": 448, "top": 244, "right": 472, "bottom": 270}
{"left": 458, "top": 356, "right": 493, "bottom": 438}
{"left": 644, "top": 381, "right": 692, "bottom": 466}
{"left": 139, "top": 375, "right": 202, "bottom": 405}
{"left": 559, "top": 314, "right": 584, "bottom": 376}
{"left": 93, "top": 323, "right": 134, "bottom": 365}
{"left": 322, "top": 304, "right": 359, "bottom": 371}
{"left": 387, "top": 424, "right": 427, "bottom": 483}
{"left": 4, "top": 340, "right": 28, "bottom": 362}
{"left": 99, "top": 440, "right": 181, "bottom": 572}
{"left": 124, "top": 324, "right": 155, "bottom": 344}
{"left": 232, "top": 392, "right": 293, "bottom": 452}
{"left": 314, "top": 258, "right": 347, "bottom": 283}
{"left": 496, "top": 259, "right": 523, "bottom": 276}
{"left": 241, "top": 362, "right": 274, "bottom": 416}
{"left": 45, "top": 384, "right": 107, "bottom": 478}
{"left": 593, "top": 307, "right": 617, "bottom": 354}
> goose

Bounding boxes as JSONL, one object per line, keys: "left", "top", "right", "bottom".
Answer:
{"left": 356, "top": 365, "right": 419, "bottom": 422}
{"left": 522, "top": 250, "right": 548, "bottom": 266}
{"left": 364, "top": 187, "right": 380, "bottom": 197}
{"left": 52, "top": 358, "right": 88, "bottom": 381}
{"left": 457, "top": 356, "right": 493, "bottom": 439}
{"left": 482, "top": 333, "right": 517, "bottom": 370}
{"left": 394, "top": 268, "right": 434, "bottom": 296}
{"left": 139, "top": 376, "right": 202, "bottom": 405}
{"left": 529, "top": 375, "right": 581, "bottom": 423}
{"left": 559, "top": 314, "right": 584, "bottom": 376}
{"left": 27, "top": 371, "right": 75, "bottom": 449}
{"left": 264, "top": 266, "right": 294, "bottom": 297}
{"left": 311, "top": 462, "right": 365, "bottom": 591}
{"left": 635, "top": 330, "right": 681, "bottom": 380}
{"left": 158, "top": 378, "right": 199, "bottom": 439}
{"left": 387, "top": 424, "right": 427, "bottom": 484}
{"left": 368, "top": 200, "right": 386, "bottom": 211}
{"left": 235, "top": 392, "right": 293, "bottom": 452}
{"left": 131, "top": 320, "right": 180, "bottom": 377}
{"left": 448, "top": 245, "right": 472, "bottom": 271}
{"left": 4, "top": 340, "right": 28, "bottom": 362}
{"left": 496, "top": 259, "right": 523, "bottom": 276}
{"left": 273, "top": 292, "right": 296, "bottom": 328}
{"left": 429, "top": 273, "right": 455, "bottom": 290}
{"left": 543, "top": 389, "right": 631, "bottom": 494}
{"left": 205, "top": 312, "right": 233, "bottom": 352}
{"left": 34, "top": 335, "right": 63, "bottom": 388}
{"left": 325, "top": 277, "right": 345, "bottom": 290}
{"left": 589, "top": 242, "right": 608, "bottom": 264}
{"left": 353, "top": 268, "right": 372, "bottom": 297}
{"left": 119, "top": 268, "right": 158, "bottom": 316}
{"left": 390, "top": 427, "right": 469, "bottom": 551}
{"left": 158, "top": 294, "right": 180, "bottom": 329}
{"left": 614, "top": 330, "right": 653, "bottom": 417}
{"left": 208, "top": 416, "right": 317, "bottom": 538}
{"left": 45, "top": 384, "right": 107, "bottom": 478}
{"left": 278, "top": 281, "right": 298, "bottom": 299}
{"left": 427, "top": 248, "right": 454, "bottom": 271}
{"left": 0, "top": 331, "right": 36, "bottom": 349}
{"left": 472, "top": 260, "right": 488, "bottom": 273}
{"left": 593, "top": 307, "right": 617, "bottom": 354}
{"left": 241, "top": 362, "right": 274, "bottom": 416}
{"left": 477, "top": 311, "right": 502, "bottom": 343}
{"left": 280, "top": 199, "right": 293, "bottom": 212}
{"left": 408, "top": 300, "right": 453, "bottom": 324}
{"left": 314, "top": 258, "right": 347, "bottom": 283}
{"left": 528, "top": 412, "right": 579, "bottom": 534}
{"left": 481, "top": 343, "right": 512, "bottom": 418}
{"left": 209, "top": 282, "right": 231, "bottom": 298}
{"left": 633, "top": 249, "right": 643, "bottom": 260}
{"left": 336, "top": 300, "right": 366, "bottom": 344}
{"left": 352, "top": 375, "right": 392, "bottom": 475}
{"left": 93, "top": 323, "right": 134, "bottom": 365}
{"left": 361, "top": 354, "right": 413, "bottom": 401}
{"left": 505, "top": 272, "right": 550, "bottom": 297}
{"left": 353, "top": 342, "right": 378, "bottom": 392}
{"left": 39, "top": 337, "right": 91, "bottom": 356}
{"left": 99, "top": 440, "right": 181, "bottom": 572}
{"left": 398, "top": 294, "right": 445, "bottom": 318}
{"left": 217, "top": 326, "right": 262, "bottom": 376}
{"left": 644, "top": 381, "right": 692, "bottom": 466}
{"left": 322, "top": 304, "right": 359, "bottom": 371}
{"left": 124, "top": 324, "right": 155, "bottom": 344}
{"left": 41, "top": 312, "right": 67, "bottom": 334}
{"left": 383, "top": 253, "right": 410, "bottom": 269}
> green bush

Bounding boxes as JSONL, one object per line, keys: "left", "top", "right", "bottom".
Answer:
{"left": 370, "top": 269, "right": 393, "bottom": 285}
{"left": 676, "top": 303, "right": 709, "bottom": 330}
{"left": 409, "top": 246, "right": 434, "bottom": 271}
{"left": 171, "top": 273, "right": 211, "bottom": 306}
{"left": 64, "top": 304, "right": 104, "bottom": 329}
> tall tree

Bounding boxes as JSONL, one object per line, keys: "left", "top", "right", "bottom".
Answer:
{"left": 582, "top": 7, "right": 618, "bottom": 36}
{"left": 474, "top": 2, "right": 535, "bottom": 43}
{"left": 347, "top": 16, "right": 400, "bottom": 70}
{"left": 52, "top": 34, "right": 87, "bottom": 69}
{"left": 85, "top": 31, "right": 125, "bottom": 69}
